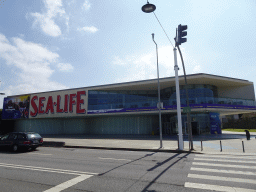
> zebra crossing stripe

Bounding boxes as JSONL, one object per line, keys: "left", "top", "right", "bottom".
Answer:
{"left": 44, "top": 174, "right": 92, "bottom": 192}
{"left": 191, "top": 167, "right": 256, "bottom": 176}
{"left": 193, "top": 162, "right": 256, "bottom": 169}
{"left": 188, "top": 173, "right": 256, "bottom": 184}
{"left": 195, "top": 154, "right": 256, "bottom": 160}
{"left": 185, "top": 182, "right": 256, "bottom": 192}
{"left": 194, "top": 158, "right": 256, "bottom": 164}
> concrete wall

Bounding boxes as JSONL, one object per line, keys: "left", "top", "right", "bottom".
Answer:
{"left": 15, "top": 118, "right": 88, "bottom": 135}
{"left": 14, "top": 115, "right": 158, "bottom": 135}
{"left": 87, "top": 115, "right": 158, "bottom": 135}
{"left": 218, "top": 85, "right": 255, "bottom": 100}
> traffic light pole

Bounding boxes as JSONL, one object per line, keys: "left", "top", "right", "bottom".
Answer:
{"left": 175, "top": 24, "right": 194, "bottom": 151}
{"left": 176, "top": 45, "right": 193, "bottom": 150}
{"left": 173, "top": 47, "right": 183, "bottom": 150}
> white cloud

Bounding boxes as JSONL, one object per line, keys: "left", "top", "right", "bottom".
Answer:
{"left": 57, "top": 63, "right": 74, "bottom": 72}
{"left": 82, "top": 0, "right": 91, "bottom": 11}
{"left": 193, "top": 65, "right": 202, "bottom": 73}
{"left": 112, "top": 46, "right": 174, "bottom": 83}
{"left": 77, "top": 26, "right": 98, "bottom": 33}
{"left": 30, "top": 0, "right": 69, "bottom": 37}
{"left": 0, "top": 33, "right": 68, "bottom": 107}
{"left": 112, "top": 46, "right": 203, "bottom": 83}
{"left": 112, "top": 56, "right": 126, "bottom": 66}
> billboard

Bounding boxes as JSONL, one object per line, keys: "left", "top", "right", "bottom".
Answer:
{"left": 29, "top": 89, "right": 87, "bottom": 118}
{"left": 2, "top": 95, "right": 30, "bottom": 119}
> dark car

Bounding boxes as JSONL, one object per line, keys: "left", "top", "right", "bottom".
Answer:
{"left": 0, "top": 132, "right": 43, "bottom": 152}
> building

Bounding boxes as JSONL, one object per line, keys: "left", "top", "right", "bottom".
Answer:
{"left": 2, "top": 73, "right": 256, "bottom": 135}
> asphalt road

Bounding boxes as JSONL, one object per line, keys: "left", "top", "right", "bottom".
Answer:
{"left": 0, "top": 147, "right": 207, "bottom": 192}
{"left": 1, "top": 147, "right": 255, "bottom": 192}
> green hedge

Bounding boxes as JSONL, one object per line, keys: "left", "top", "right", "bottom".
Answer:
{"left": 223, "top": 118, "right": 256, "bottom": 129}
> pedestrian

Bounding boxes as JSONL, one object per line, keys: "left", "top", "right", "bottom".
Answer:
{"left": 245, "top": 130, "right": 250, "bottom": 140}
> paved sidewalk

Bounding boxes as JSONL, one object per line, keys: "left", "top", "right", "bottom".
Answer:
{"left": 42, "top": 131, "right": 256, "bottom": 154}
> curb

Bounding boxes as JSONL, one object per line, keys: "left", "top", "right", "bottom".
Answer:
{"left": 42, "top": 141, "right": 202, "bottom": 153}
{"left": 42, "top": 141, "right": 65, "bottom": 147}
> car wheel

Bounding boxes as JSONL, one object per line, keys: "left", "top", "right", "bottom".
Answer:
{"left": 31, "top": 147, "right": 37, "bottom": 151}
{"left": 12, "top": 145, "right": 18, "bottom": 152}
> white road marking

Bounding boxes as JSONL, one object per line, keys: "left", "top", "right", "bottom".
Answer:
{"left": 197, "top": 152, "right": 256, "bottom": 156}
{"left": 188, "top": 173, "right": 256, "bottom": 184}
{"left": 185, "top": 182, "right": 256, "bottom": 192}
{"left": 194, "top": 158, "right": 256, "bottom": 164}
{"left": 193, "top": 162, "right": 256, "bottom": 169}
{"left": 28, "top": 153, "right": 52, "bottom": 156}
{"left": 191, "top": 167, "right": 256, "bottom": 176}
{"left": 99, "top": 157, "right": 131, "bottom": 161}
{"left": 195, "top": 154, "right": 256, "bottom": 160}
{"left": 0, "top": 162, "right": 98, "bottom": 192}
{"left": 43, "top": 174, "right": 92, "bottom": 192}
{"left": 0, "top": 162, "right": 98, "bottom": 175}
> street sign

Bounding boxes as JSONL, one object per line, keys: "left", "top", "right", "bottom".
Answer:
{"left": 157, "top": 102, "right": 163, "bottom": 109}
{"left": 183, "top": 107, "right": 191, "bottom": 113}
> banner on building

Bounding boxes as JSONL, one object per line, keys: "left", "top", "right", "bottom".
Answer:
{"left": 209, "top": 112, "right": 221, "bottom": 134}
{"left": 2, "top": 95, "right": 30, "bottom": 119}
{"left": 29, "top": 89, "right": 87, "bottom": 118}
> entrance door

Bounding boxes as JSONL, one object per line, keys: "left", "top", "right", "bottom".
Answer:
{"left": 191, "top": 122, "right": 198, "bottom": 135}
{"left": 163, "top": 122, "right": 171, "bottom": 135}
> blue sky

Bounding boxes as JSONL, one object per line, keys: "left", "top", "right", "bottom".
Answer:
{"left": 0, "top": 0, "right": 256, "bottom": 108}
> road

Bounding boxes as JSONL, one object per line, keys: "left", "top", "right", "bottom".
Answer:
{"left": 0, "top": 147, "right": 200, "bottom": 192}
{"left": 0, "top": 147, "right": 256, "bottom": 191}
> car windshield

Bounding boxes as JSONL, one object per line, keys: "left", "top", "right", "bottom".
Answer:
{"left": 27, "top": 133, "right": 41, "bottom": 138}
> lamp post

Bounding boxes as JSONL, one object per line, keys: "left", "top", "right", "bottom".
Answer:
{"left": 152, "top": 33, "right": 163, "bottom": 148}
{"left": 173, "top": 47, "right": 183, "bottom": 150}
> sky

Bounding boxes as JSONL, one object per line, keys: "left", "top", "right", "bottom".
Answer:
{"left": 0, "top": 0, "right": 256, "bottom": 108}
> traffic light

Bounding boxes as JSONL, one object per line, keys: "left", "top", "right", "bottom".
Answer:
{"left": 176, "top": 24, "right": 187, "bottom": 46}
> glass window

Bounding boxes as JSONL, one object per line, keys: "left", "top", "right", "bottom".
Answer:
{"left": 18, "top": 134, "right": 26, "bottom": 139}
{"left": 9, "top": 134, "right": 17, "bottom": 140}
{"left": 27, "top": 133, "right": 41, "bottom": 138}
{"left": 1, "top": 134, "right": 9, "bottom": 140}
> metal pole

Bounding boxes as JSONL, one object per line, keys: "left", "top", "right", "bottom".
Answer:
{"left": 242, "top": 141, "right": 245, "bottom": 153}
{"left": 173, "top": 47, "right": 183, "bottom": 150}
{"left": 152, "top": 33, "right": 163, "bottom": 148}
{"left": 176, "top": 45, "right": 193, "bottom": 150}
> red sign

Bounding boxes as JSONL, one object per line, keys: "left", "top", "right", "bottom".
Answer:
{"left": 29, "top": 90, "right": 87, "bottom": 118}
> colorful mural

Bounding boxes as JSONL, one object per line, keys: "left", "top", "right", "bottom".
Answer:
{"left": 2, "top": 95, "right": 30, "bottom": 119}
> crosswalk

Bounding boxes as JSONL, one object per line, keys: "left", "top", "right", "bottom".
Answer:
{"left": 185, "top": 154, "right": 256, "bottom": 191}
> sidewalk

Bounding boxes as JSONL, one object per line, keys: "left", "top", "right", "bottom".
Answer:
{"left": 42, "top": 131, "right": 256, "bottom": 154}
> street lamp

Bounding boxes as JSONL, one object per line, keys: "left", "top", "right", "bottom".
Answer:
{"left": 152, "top": 33, "right": 163, "bottom": 148}
{"left": 141, "top": 1, "right": 184, "bottom": 150}
{"left": 141, "top": 2, "right": 156, "bottom": 13}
